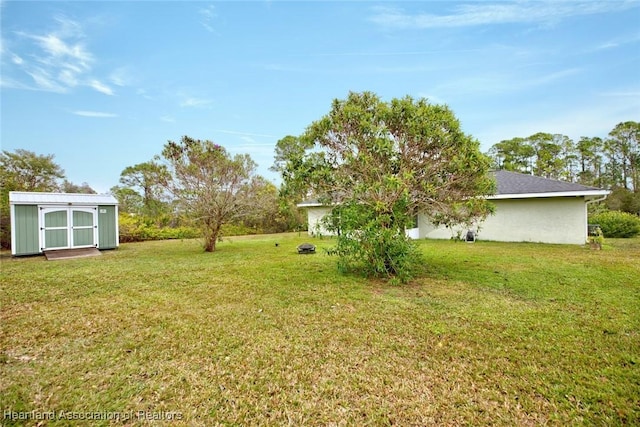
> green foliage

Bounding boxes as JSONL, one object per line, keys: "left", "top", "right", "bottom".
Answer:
{"left": 109, "top": 185, "right": 144, "bottom": 214}
{"left": 487, "top": 121, "right": 640, "bottom": 191}
{"left": 605, "top": 187, "right": 640, "bottom": 215}
{"left": 587, "top": 225, "right": 605, "bottom": 249}
{"left": 590, "top": 211, "right": 640, "bottom": 238}
{"left": 60, "top": 180, "right": 96, "bottom": 194}
{"left": 0, "top": 149, "right": 66, "bottom": 249}
{"left": 325, "top": 204, "right": 422, "bottom": 282}
{"left": 117, "top": 214, "right": 199, "bottom": 243}
{"left": 291, "top": 91, "right": 494, "bottom": 281}
{"left": 0, "top": 149, "right": 65, "bottom": 192}
{"left": 162, "top": 136, "right": 259, "bottom": 252}
{"left": 118, "top": 161, "right": 170, "bottom": 217}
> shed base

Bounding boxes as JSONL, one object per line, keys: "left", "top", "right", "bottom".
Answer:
{"left": 44, "top": 247, "right": 101, "bottom": 261}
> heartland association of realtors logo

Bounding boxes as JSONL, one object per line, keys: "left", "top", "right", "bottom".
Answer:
{"left": 3, "top": 409, "right": 184, "bottom": 422}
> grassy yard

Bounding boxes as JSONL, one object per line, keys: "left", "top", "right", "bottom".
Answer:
{"left": 1, "top": 234, "right": 638, "bottom": 426}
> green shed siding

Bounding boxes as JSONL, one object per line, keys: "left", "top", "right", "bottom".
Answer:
{"left": 73, "top": 228, "right": 94, "bottom": 246}
{"left": 73, "top": 210, "right": 93, "bottom": 226}
{"left": 13, "top": 205, "right": 39, "bottom": 255}
{"left": 44, "top": 210, "right": 67, "bottom": 227}
{"left": 44, "top": 229, "right": 68, "bottom": 248}
{"left": 98, "top": 205, "right": 118, "bottom": 249}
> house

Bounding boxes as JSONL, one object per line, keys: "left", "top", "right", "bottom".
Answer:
{"left": 9, "top": 191, "right": 119, "bottom": 256}
{"left": 298, "top": 171, "right": 610, "bottom": 245}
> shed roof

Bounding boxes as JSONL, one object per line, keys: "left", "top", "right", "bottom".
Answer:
{"left": 9, "top": 191, "right": 118, "bottom": 205}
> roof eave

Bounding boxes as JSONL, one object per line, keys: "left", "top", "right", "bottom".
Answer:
{"left": 297, "top": 202, "right": 330, "bottom": 208}
{"left": 9, "top": 191, "right": 119, "bottom": 205}
{"left": 487, "top": 190, "right": 611, "bottom": 200}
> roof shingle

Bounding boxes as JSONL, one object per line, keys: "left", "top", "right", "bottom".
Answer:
{"left": 492, "top": 170, "right": 601, "bottom": 195}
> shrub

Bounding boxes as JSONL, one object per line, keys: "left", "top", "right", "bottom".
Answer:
{"left": 220, "top": 223, "right": 259, "bottom": 237}
{"left": 589, "top": 211, "right": 640, "bottom": 238}
{"left": 322, "top": 204, "right": 423, "bottom": 283}
{"left": 118, "top": 214, "right": 199, "bottom": 243}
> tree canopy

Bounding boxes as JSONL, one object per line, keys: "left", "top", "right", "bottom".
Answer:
{"left": 280, "top": 91, "right": 495, "bottom": 280}
{"left": 0, "top": 149, "right": 79, "bottom": 249}
{"left": 486, "top": 121, "right": 640, "bottom": 214}
{"left": 162, "top": 136, "right": 261, "bottom": 252}
{"left": 1, "top": 149, "right": 65, "bottom": 193}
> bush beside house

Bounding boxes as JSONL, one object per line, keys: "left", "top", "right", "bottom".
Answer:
{"left": 590, "top": 211, "right": 640, "bottom": 238}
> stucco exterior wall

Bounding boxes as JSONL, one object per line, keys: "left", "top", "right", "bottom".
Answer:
{"left": 421, "top": 197, "right": 588, "bottom": 245}
{"left": 306, "top": 197, "right": 589, "bottom": 245}
{"left": 307, "top": 207, "right": 334, "bottom": 236}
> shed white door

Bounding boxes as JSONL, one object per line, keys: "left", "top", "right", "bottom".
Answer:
{"left": 40, "top": 207, "right": 97, "bottom": 251}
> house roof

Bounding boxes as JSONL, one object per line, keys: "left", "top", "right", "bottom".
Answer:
{"left": 9, "top": 191, "right": 119, "bottom": 205}
{"left": 488, "top": 170, "right": 609, "bottom": 200}
{"left": 298, "top": 170, "right": 610, "bottom": 207}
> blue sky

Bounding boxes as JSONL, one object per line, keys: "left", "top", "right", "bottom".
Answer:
{"left": 2, "top": 1, "right": 639, "bottom": 193}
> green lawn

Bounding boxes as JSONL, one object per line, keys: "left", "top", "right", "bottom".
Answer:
{"left": 1, "top": 234, "right": 639, "bottom": 426}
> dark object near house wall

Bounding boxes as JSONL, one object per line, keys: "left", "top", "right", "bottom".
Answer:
{"left": 297, "top": 243, "right": 316, "bottom": 254}
{"left": 465, "top": 230, "right": 476, "bottom": 242}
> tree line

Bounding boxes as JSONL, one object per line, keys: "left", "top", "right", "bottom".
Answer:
{"left": 486, "top": 121, "right": 640, "bottom": 214}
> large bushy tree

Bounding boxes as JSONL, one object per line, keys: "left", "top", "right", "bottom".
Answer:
{"left": 162, "top": 136, "right": 260, "bottom": 252}
{"left": 61, "top": 180, "right": 96, "bottom": 194}
{"left": 283, "top": 91, "right": 495, "bottom": 280}
{"left": 606, "top": 121, "right": 640, "bottom": 191}
{"left": 0, "top": 149, "right": 66, "bottom": 249}
{"left": 1, "top": 149, "right": 65, "bottom": 192}
{"left": 118, "top": 161, "right": 170, "bottom": 217}
{"left": 271, "top": 135, "right": 314, "bottom": 232}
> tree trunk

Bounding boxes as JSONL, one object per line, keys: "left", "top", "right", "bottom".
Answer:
{"left": 204, "top": 235, "right": 216, "bottom": 252}
{"left": 204, "top": 223, "right": 221, "bottom": 252}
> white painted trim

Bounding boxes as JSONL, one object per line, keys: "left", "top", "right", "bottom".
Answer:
{"left": 487, "top": 190, "right": 610, "bottom": 200}
{"left": 9, "top": 191, "right": 118, "bottom": 205}
{"left": 39, "top": 205, "right": 98, "bottom": 251}
{"left": 10, "top": 204, "right": 17, "bottom": 255}
{"left": 299, "top": 190, "right": 611, "bottom": 207}
{"left": 114, "top": 205, "right": 120, "bottom": 247}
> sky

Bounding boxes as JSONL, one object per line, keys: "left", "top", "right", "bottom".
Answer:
{"left": 1, "top": 1, "right": 639, "bottom": 193}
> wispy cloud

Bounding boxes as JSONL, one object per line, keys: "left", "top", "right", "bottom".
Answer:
{"left": 199, "top": 5, "right": 217, "bottom": 33}
{"left": 531, "top": 67, "right": 581, "bottom": 85}
{"left": 72, "top": 110, "right": 118, "bottom": 118}
{"left": 476, "top": 90, "right": 640, "bottom": 147}
{"left": 89, "top": 79, "right": 114, "bottom": 95}
{"left": 179, "top": 97, "right": 212, "bottom": 108}
{"left": 211, "top": 128, "right": 278, "bottom": 138}
{"left": 11, "top": 53, "right": 24, "bottom": 64}
{"left": 590, "top": 31, "right": 640, "bottom": 52}
{"left": 434, "top": 66, "right": 582, "bottom": 97}
{"left": 24, "top": 68, "right": 67, "bottom": 93}
{"left": 417, "top": 93, "right": 447, "bottom": 105}
{"left": 240, "top": 136, "right": 257, "bottom": 144}
{"left": 109, "top": 67, "right": 133, "bottom": 87}
{"left": 3, "top": 15, "right": 116, "bottom": 95}
{"left": 369, "top": 2, "right": 638, "bottom": 29}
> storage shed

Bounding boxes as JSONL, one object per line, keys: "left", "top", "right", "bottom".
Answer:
{"left": 9, "top": 191, "right": 119, "bottom": 256}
